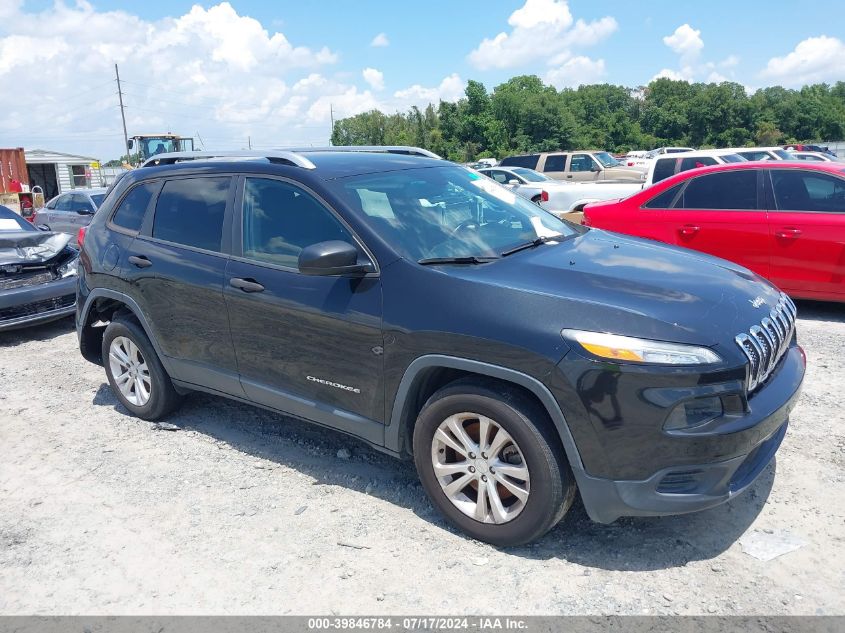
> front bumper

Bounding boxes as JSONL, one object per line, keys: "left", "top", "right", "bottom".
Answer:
{"left": 555, "top": 344, "right": 804, "bottom": 523}
{"left": 0, "top": 276, "right": 77, "bottom": 331}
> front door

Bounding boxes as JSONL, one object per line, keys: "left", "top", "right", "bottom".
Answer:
{"left": 568, "top": 153, "right": 599, "bottom": 182}
{"left": 767, "top": 169, "right": 845, "bottom": 300}
{"left": 224, "top": 176, "right": 384, "bottom": 439}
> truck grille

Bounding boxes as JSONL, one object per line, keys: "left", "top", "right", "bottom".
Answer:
{"left": 0, "top": 270, "right": 55, "bottom": 290}
{"left": 735, "top": 293, "right": 796, "bottom": 392}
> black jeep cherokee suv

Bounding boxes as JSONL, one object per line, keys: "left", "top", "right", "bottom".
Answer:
{"left": 77, "top": 147, "right": 805, "bottom": 545}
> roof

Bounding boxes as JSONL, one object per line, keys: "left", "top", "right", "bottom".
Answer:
{"left": 25, "top": 149, "right": 99, "bottom": 164}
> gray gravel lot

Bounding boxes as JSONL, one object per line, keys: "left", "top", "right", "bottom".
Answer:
{"left": 1, "top": 302, "right": 843, "bottom": 615}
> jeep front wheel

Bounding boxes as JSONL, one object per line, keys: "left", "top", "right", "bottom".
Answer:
{"left": 413, "top": 380, "right": 575, "bottom": 546}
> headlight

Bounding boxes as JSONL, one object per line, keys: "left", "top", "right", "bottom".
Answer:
{"left": 58, "top": 256, "right": 78, "bottom": 278}
{"left": 562, "top": 329, "right": 721, "bottom": 365}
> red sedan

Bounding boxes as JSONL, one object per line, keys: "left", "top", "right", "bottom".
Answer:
{"left": 583, "top": 161, "right": 845, "bottom": 302}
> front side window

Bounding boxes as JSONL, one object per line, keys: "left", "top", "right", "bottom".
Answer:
{"left": 771, "top": 170, "right": 845, "bottom": 213}
{"left": 330, "top": 165, "right": 577, "bottom": 261}
{"left": 152, "top": 177, "right": 230, "bottom": 251}
{"left": 543, "top": 155, "right": 567, "bottom": 172}
{"left": 570, "top": 154, "right": 596, "bottom": 172}
{"left": 720, "top": 154, "right": 746, "bottom": 164}
{"left": 677, "top": 170, "right": 758, "bottom": 210}
{"left": 54, "top": 195, "right": 73, "bottom": 211}
{"left": 112, "top": 182, "right": 159, "bottom": 232}
{"left": 242, "top": 178, "right": 352, "bottom": 268}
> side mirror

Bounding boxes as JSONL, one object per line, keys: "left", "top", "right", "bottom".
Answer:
{"left": 507, "top": 179, "right": 520, "bottom": 186}
{"left": 77, "top": 206, "right": 95, "bottom": 215}
{"left": 298, "top": 240, "right": 372, "bottom": 276}
{"left": 36, "top": 224, "right": 51, "bottom": 232}
{"left": 127, "top": 139, "right": 135, "bottom": 150}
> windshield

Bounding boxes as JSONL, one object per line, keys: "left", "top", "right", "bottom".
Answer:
{"left": 594, "top": 152, "right": 621, "bottom": 167}
{"left": 721, "top": 153, "right": 746, "bottom": 163}
{"left": 511, "top": 168, "right": 550, "bottom": 182}
{"left": 331, "top": 165, "right": 577, "bottom": 261}
{"left": 772, "top": 149, "right": 793, "bottom": 160}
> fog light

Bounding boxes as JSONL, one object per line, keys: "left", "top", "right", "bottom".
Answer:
{"left": 664, "top": 396, "right": 723, "bottom": 431}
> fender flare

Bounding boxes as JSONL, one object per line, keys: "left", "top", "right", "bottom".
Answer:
{"left": 383, "top": 354, "right": 586, "bottom": 474}
{"left": 77, "top": 288, "right": 169, "bottom": 365}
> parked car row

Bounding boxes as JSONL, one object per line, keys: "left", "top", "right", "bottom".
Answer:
{"left": 499, "top": 151, "right": 646, "bottom": 182}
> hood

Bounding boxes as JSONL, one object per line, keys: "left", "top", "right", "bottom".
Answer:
{"left": 0, "top": 231, "right": 72, "bottom": 266}
{"left": 449, "top": 228, "right": 781, "bottom": 348}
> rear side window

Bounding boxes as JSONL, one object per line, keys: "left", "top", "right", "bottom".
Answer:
{"left": 677, "top": 171, "right": 758, "bottom": 210}
{"left": 652, "top": 158, "right": 677, "bottom": 184}
{"left": 152, "top": 177, "right": 230, "bottom": 252}
{"left": 500, "top": 154, "right": 539, "bottom": 169}
{"left": 679, "top": 156, "right": 717, "bottom": 172}
{"left": 543, "top": 154, "right": 566, "bottom": 172}
{"left": 111, "top": 182, "right": 158, "bottom": 232}
{"left": 644, "top": 183, "right": 683, "bottom": 209}
{"left": 771, "top": 170, "right": 845, "bottom": 213}
{"left": 242, "top": 178, "right": 352, "bottom": 269}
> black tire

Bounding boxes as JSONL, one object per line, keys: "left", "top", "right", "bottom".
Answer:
{"left": 413, "top": 379, "right": 576, "bottom": 546}
{"left": 101, "top": 316, "right": 183, "bottom": 420}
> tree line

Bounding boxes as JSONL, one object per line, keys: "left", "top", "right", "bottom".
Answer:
{"left": 330, "top": 76, "right": 845, "bottom": 162}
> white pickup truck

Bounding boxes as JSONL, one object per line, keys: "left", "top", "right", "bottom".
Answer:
{"left": 479, "top": 166, "right": 642, "bottom": 224}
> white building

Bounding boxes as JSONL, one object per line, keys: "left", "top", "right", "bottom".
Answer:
{"left": 25, "top": 149, "right": 105, "bottom": 201}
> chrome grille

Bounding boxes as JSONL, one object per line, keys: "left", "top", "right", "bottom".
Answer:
{"left": 735, "top": 293, "right": 796, "bottom": 392}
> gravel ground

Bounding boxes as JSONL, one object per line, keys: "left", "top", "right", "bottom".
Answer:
{"left": 1, "top": 301, "right": 843, "bottom": 615}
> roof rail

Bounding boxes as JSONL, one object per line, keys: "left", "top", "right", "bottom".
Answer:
{"left": 140, "top": 150, "right": 317, "bottom": 169}
{"left": 285, "top": 146, "right": 442, "bottom": 159}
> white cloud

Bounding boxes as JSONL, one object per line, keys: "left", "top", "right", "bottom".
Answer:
{"left": 393, "top": 74, "right": 466, "bottom": 108}
{"left": 0, "top": 2, "right": 354, "bottom": 156}
{"left": 760, "top": 35, "right": 845, "bottom": 87}
{"left": 370, "top": 32, "right": 389, "bottom": 47}
{"left": 545, "top": 56, "right": 606, "bottom": 88}
{"left": 662, "top": 24, "right": 703, "bottom": 63}
{"left": 719, "top": 54, "right": 740, "bottom": 68}
{"left": 467, "top": 0, "right": 617, "bottom": 71}
{"left": 362, "top": 67, "right": 385, "bottom": 91}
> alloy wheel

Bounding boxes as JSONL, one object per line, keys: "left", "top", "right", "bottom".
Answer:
{"left": 430, "top": 412, "right": 530, "bottom": 524}
{"left": 108, "top": 335, "right": 151, "bottom": 406}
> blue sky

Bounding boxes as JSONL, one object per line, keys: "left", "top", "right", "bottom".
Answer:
{"left": 1, "top": 0, "right": 843, "bottom": 159}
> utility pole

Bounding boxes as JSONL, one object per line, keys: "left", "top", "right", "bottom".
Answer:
{"left": 115, "top": 64, "right": 130, "bottom": 164}
{"left": 248, "top": 135, "right": 252, "bottom": 149}
{"left": 329, "top": 103, "right": 334, "bottom": 145}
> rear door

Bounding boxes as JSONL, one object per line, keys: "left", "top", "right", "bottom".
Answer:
{"left": 767, "top": 168, "right": 845, "bottom": 300}
{"left": 127, "top": 175, "right": 241, "bottom": 393}
{"left": 567, "top": 153, "right": 599, "bottom": 182}
{"left": 224, "top": 176, "right": 385, "bottom": 436}
{"left": 658, "top": 169, "right": 771, "bottom": 278}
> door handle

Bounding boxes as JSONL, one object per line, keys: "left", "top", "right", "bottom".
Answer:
{"left": 776, "top": 228, "right": 802, "bottom": 239}
{"left": 566, "top": 174, "right": 573, "bottom": 179}
{"left": 679, "top": 224, "right": 700, "bottom": 236}
{"left": 229, "top": 277, "right": 265, "bottom": 293}
{"left": 128, "top": 255, "right": 153, "bottom": 268}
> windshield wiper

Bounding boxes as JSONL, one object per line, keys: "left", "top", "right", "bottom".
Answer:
{"left": 417, "top": 256, "right": 499, "bottom": 265}
{"left": 501, "top": 234, "right": 566, "bottom": 257}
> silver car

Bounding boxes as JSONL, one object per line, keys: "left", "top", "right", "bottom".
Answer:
{"left": 34, "top": 188, "right": 108, "bottom": 241}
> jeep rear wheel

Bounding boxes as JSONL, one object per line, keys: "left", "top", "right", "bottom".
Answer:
{"left": 102, "top": 317, "right": 183, "bottom": 420}
{"left": 413, "top": 380, "right": 576, "bottom": 546}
